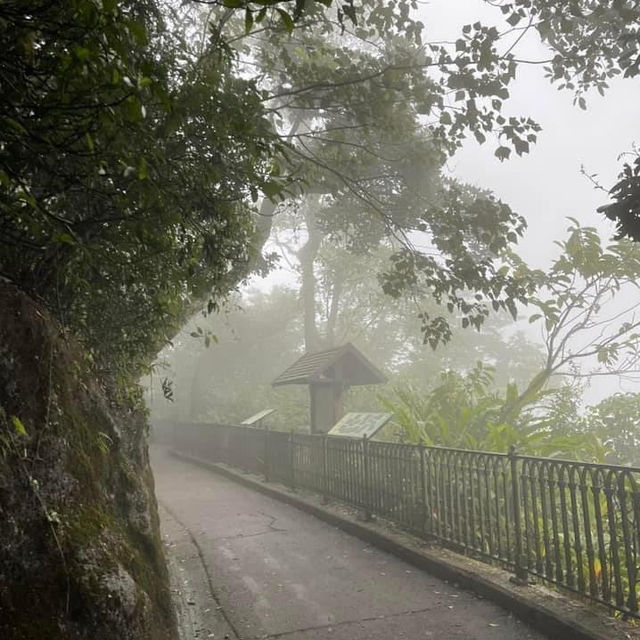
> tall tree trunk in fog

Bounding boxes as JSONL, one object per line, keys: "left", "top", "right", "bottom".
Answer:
{"left": 325, "top": 272, "right": 344, "bottom": 348}
{"left": 298, "top": 203, "right": 323, "bottom": 352}
{"left": 223, "top": 116, "right": 305, "bottom": 285}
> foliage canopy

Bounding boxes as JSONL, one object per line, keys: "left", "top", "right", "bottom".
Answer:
{"left": 3, "top": 0, "right": 640, "bottom": 383}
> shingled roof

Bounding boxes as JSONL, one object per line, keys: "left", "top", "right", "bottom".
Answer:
{"left": 272, "top": 343, "right": 386, "bottom": 387}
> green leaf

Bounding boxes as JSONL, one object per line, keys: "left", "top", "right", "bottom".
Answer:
{"left": 494, "top": 146, "right": 511, "bottom": 161}
{"left": 127, "top": 20, "right": 148, "bottom": 45}
{"left": 53, "top": 233, "right": 76, "bottom": 246}
{"left": 276, "top": 8, "right": 295, "bottom": 32}
{"left": 506, "top": 12, "right": 522, "bottom": 27}
{"left": 262, "top": 180, "right": 283, "bottom": 199}
{"left": 2, "top": 116, "right": 27, "bottom": 135}
{"left": 245, "top": 8, "right": 253, "bottom": 34}
{"left": 138, "top": 157, "right": 148, "bottom": 180}
{"left": 74, "top": 46, "right": 90, "bottom": 61}
{"left": 11, "top": 416, "right": 27, "bottom": 437}
{"left": 342, "top": 4, "right": 357, "bottom": 25}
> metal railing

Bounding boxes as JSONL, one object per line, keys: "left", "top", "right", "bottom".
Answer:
{"left": 172, "top": 422, "right": 640, "bottom": 617}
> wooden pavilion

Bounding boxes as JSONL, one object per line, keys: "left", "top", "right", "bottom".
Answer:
{"left": 271, "top": 343, "right": 386, "bottom": 434}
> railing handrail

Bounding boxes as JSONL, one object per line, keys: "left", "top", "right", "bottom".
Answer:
{"left": 218, "top": 422, "right": 640, "bottom": 472}
{"left": 514, "top": 453, "right": 640, "bottom": 473}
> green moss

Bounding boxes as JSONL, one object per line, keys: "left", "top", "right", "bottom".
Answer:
{"left": 66, "top": 503, "right": 114, "bottom": 546}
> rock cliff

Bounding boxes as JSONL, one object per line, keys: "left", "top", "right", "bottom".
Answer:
{"left": 0, "top": 283, "right": 176, "bottom": 640}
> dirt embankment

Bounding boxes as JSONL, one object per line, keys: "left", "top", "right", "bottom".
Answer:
{"left": 0, "top": 283, "right": 177, "bottom": 640}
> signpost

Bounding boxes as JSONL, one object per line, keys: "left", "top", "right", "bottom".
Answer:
{"left": 241, "top": 409, "right": 275, "bottom": 427}
{"left": 327, "top": 412, "right": 391, "bottom": 439}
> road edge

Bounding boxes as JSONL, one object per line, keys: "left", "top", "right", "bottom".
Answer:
{"left": 157, "top": 499, "right": 239, "bottom": 640}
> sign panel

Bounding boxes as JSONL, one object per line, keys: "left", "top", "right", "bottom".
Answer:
{"left": 328, "top": 412, "right": 392, "bottom": 439}
{"left": 241, "top": 409, "right": 275, "bottom": 426}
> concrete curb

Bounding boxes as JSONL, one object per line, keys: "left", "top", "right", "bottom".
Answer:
{"left": 171, "top": 449, "right": 633, "bottom": 640}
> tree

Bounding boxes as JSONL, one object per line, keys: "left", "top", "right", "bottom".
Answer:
{"left": 269, "top": 215, "right": 544, "bottom": 381}
{"left": 204, "top": 0, "right": 548, "bottom": 348}
{"left": 379, "top": 362, "right": 607, "bottom": 461}
{"left": 598, "top": 154, "right": 640, "bottom": 241}
{"left": 0, "top": 0, "right": 290, "bottom": 379}
{"left": 379, "top": 219, "right": 640, "bottom": 461}
{"left": 7, "top": 0, "right": 639, "bottom": 384}
{"left": 476, "top": 0, "right": 640, "bottom": 238}
{"left": 499, "top": 221, "right": 640, "bottom": 422}
{"left": 586, "top": 392, "right": 640, "bottom": 465}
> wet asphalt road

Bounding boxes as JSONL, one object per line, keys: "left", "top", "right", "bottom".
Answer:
{"left": 152, "top": 448, "right": 547, "bottom": 640}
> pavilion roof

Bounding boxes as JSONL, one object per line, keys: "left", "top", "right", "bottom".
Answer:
{"left": 271, "top": 343, "right": 386, "bottom": 387}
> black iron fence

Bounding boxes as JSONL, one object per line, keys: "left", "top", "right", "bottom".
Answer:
{"left": 172, "top": 422, "right": 640, "bottom": 617}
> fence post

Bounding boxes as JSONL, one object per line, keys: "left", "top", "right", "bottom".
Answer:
{"left": 362, "top": 434, "right": 372, "bottom": 521}
{"left": 321, "top": 434, "right": 329, "bottom": 505}
{"left": 289, "top": 430, "right": 296, "bottom": 491}
{"left": 264, "top": 424, "right": 270, "bottom": 483}
{"left": 509, "top": 445, "right": 528, "bottom": 583}
{"left": 419, "top": 442, "right": 427, "bottom": 534}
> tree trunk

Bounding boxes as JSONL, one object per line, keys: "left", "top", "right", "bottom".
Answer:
{"left": 325, "top": 272, "right": 344, "bottom": 348}
{"left": 298, "top": 204, "right": 323, "bottom": 352}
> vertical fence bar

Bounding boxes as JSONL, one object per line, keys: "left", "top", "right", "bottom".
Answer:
{"left": 419, "top": 443, "right": 426, "bottom": 534}
{"left": 322, "top": 434, "right": 328, "bottom": 504}
{"left": 289, "top": 430, "right": 296, "bottom": 491}
{"left": 509, "top": 446, "right": 527, "bottom": 582}
{"left": 363, "top": 434, "right": 372, "bottom": 521}
{"left": 558, "top": 469, "right": 574, "bottom": 588}
{"left": 264, "top": 424, "right": 270, "bottom": 482}
{"left": 568, "top": 468, "right": 585, "bottom": 594}
{"left": 619, "top": 473, "right": 638, "bottom": 614}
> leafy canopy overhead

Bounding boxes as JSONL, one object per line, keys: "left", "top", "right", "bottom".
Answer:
{"left": 484, "top": 0, "right": 640, "bottom": 240}
{"left": 211, "top": 0, "right": 547, "bottom": 347}
{"left": 1, "top": 0, "right": 284, "bottom": 375}
{"left": 4, "top": 0, "right": 640, "bottom": 382}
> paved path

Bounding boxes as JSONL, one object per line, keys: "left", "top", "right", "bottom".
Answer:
{"left": 152, "top": 448, "right": 547, "bottom": 640}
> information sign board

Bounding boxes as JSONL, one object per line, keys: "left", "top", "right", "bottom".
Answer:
{"left": 327, "top": 412, "right": 391, "bottom": 439}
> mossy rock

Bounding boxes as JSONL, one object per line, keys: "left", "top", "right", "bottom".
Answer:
{"left": 0, "top": 283, "right": 177, "bottom": 640}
